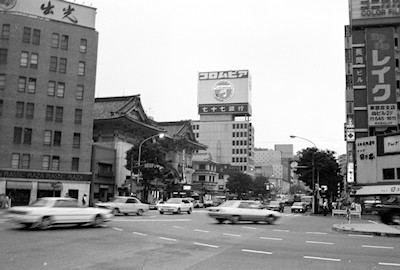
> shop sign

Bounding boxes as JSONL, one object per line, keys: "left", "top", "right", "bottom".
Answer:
{"left": 384, "top": 135, "right": 400, "bottom": 154}
{"left": 0, "top": 169, "right": 92, "bottom": 181}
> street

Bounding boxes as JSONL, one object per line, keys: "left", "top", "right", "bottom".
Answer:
{"left": 1, "top": 209, "right": 400, "bottom": 270}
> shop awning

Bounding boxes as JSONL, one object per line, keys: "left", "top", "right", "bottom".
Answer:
{"left": 38, "top": 182, "right": 63, "bottom": 191}
{"left": 355, "top": 184, "right": 400, "bottom": 196}
{"left": 6, "top": 181, "right": 32, "bottom": 190}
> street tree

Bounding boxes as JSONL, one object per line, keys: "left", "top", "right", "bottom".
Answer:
{"left": 226, "top": 172, "right": 253, "bottom": 199}
{"left": 252, "top": 175, "right": 270, "bottom": 199}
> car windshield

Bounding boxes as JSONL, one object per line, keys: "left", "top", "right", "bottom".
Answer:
{"left": 293, "top": 202, "right": 303, "bottom": 206}
{"left": 111, "top": 197, "right": 127, "bottom": 203}
{"left": 270, "top": 201, "right": 280, "bottom": 205}
{"left": 166, "top": 198, "right": 182, "bottom": 204}
{"left": 30, "top": 198, "right": 51, "bottom": 207}
{"left": 218, "top": 200, "right": 236, "bottom": 207}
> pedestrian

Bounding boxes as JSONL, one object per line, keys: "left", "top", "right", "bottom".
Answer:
{"left": 82, "top": 194, "right": 87, "bottom": 206}
{"left": 323, "top": 200, "right": 328, "bottom": 216}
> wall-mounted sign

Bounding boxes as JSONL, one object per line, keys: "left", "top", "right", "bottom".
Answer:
{"left": 355, "top": 136, "right": 377, "bottom": 184}
{"left": 384, "top": 135, "right": 400, "bottom": 154}
{"left": 198, "top": 103, "right": 251, "bottom": 116}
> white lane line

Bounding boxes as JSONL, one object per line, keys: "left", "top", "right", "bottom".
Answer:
{"left": 132, "top": 232, "right": 147, "bottom": 236}
{"left": 273, "top": 229, "right": 289, "bottom": 232}
{"left": 260, "top": 237, "right": 282, "bottom": 241}
{"left": 242, "top": 249, "right": 272, "bottom": 255}
{"left": 368, "top": 220, "right": 378, "bottom": 224}
{"left": 158, "top": 237, "right": 178, "bottom": 242}
{"left": 194, "top": 229, "right": 210, "bottom": 233}
{"left": 348, "top": 234, "right": 373, "bottom": 238}
{"left": 242, "top": 226, "right": 257, "bottom": 230}
{"left": 112, "top": 227, "right": 123, "bottom": 231}
{"left": 306, "top": 232, "right": 327, "bottom": 235}
{"left": 173, "top": 225, "right": 184, "bottom": 229}
{"left": 114, "top": 219, "right": 191, "bottom": 222}
{"left": 379, "top": 262, "right": 400, "bottom": 267}
{"left": 362, "top": 245, "right": 394, "bottom": 249}
{"left": 304, "top": 256, "right": 341, "bottom": 262}
{"left": 306, "top": 241, "right": 334, "bottom": 245}
{"left": 194, "top": 242, "right": 219, "bottom": 248}
{"left": 223, "top": 233, "right": 242, "bottom": 237}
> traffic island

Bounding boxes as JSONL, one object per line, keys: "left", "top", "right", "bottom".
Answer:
{"left": 332, "top": 222, "right": 400, "bottom": 237}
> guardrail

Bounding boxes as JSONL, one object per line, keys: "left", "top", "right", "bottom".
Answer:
{"left": 332, "top": 209, "right": 361, "bottom": 219}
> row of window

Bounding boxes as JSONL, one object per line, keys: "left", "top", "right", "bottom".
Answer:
{"left": 0, "top": 49, "right": 86, "bottom": 76}
{"left": 232, "top": 123, "right": 249, "bottom": 129}
{"left": 233, "top": 132, "right": 248, "bottom": 138}
{"left": 0, "top": 74, "right": 85, "bottom": 100}
{"left": 232, "top": 140, "right": 248, "bottom": 146}
{"left": 13, "top": 127, "right": 81, "bottom": 148}
{"left": 382, "top": 168, "right": 400, "bottom": 180}
{"left": 232, "top": 148, "right": 248, "bottom": 155}
{"left": 232, "top": 157, "right": 248, "bottom": 163}
{"left": 1, "top": 24, "right": 87, "bottom": 53}
{"left": 11, "top": 153, "right": 80, "bottom": 171}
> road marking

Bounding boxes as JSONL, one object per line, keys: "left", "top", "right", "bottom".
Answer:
{"left": 194, "top": 229, "right": 210, "bottom": 233}
{"left": 173, "top": 225, "right": 184, "bottom": 229}
{"left": 306, "top": 232, "right": 327, "bottom": 235}
{"left": 260, "top": 237, "right": 282, "bottom": 241}
{"left": 223, "top": 233, "right": 241, "bottom": 237}
{"left": 379, "top": 262, "right": 400, "bottom": 267}
{"left": 242, "top": 226, "right": 257, "bottom": 230}
{"left": 132, "top": 232, "right": 147, "bottom": 236}
{"left": 114, "top": 219, "right": 191, "bottom": 222}
{"left": 272, "top": 229, "right": 289, "bottom": 232}
{"left": 194, "top": 242, "right": 219, "bottom": 248}
{"left": 306, "top": 241, "right": 334, "bottom": 245}
{"left": 304, "top": 256, "right": 341, "bottom": 262}
{"left": 368, "top": 220, "right": 378, "bottom": 224}
{"left": 112, "top": 227, "right": 123, "bottom": 231}
{"left": 348, "top": 234, "right": 373, "bottom": 238}
{"left": 158, "top": 237, "right": 178, "bottom": 242}
{"left": 242, "top": 249, "right": 272, "bottom": 255}
{"left": 362, "top": 245, "right": 394, "bottom": 249}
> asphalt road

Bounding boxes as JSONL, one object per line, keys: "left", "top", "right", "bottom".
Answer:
{"left": 1, "top": 209, "right": 400, "bottom": 270}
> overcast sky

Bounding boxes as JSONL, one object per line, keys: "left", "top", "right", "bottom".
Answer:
{"left": 88, "top": 0, "right": 350, "bottom": 156}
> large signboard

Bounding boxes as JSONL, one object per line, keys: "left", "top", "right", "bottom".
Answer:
{"left": 366, "top": 28, "right": 398, "bottom": 126}
{"left": 355, "top": 137, "right": 377, "bottom": 184}
{"left": 198, "top": 70, "right": 251, "bottom": 116}
{"left": 350, "top": 0, "right": 400, "bottom": 26}
{"left": 0, "top": 0, "right": 96, "bottom": 29}
{"left": 384, "top": 134, "right": 400, "bottom": 154}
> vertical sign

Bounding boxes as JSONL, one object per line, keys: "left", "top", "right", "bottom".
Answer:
{"left": 366, "top": 28, "right": 398, "bottom": 126}
{"left": 352, "top": 47, "right": 366, "bottom": 88}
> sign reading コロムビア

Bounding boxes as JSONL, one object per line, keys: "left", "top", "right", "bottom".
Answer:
{"left": 197, "top": 70, "right": 252, "bottom": 116}
{"left": 350, "top": 0, "right": 400, "bottom": 26}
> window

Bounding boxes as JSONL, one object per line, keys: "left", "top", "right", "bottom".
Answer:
{"left": 80, "top": 39, "right": 87, "bottom": 53}
{"left": 42, "top": 155, "right": 50, "bottom": 170}
{"left": 57, "top": 82, "right": 65, "bottom": 97}
{"left": 397, "top": 168, "right": 400, "bottom": 179}
{"left": 47, "top": 81, "right": 55, "bottom": 96}
{"left": 43, "top": 130, "right": 52, "bottom": 145}
{"left": 21, "top": 154, "right": 30, "bottom": 169}
{"left": 51, "top": 33, "right": 59, "bottom": 48}
{"left": 23, "top": 128, "right": 32, "bottom": 144}
{"left": 76, "top": 85, "right": 84, "bottom": 100}
{"left": 0, "top": 73, "right": 5, "bottom": 90}
{"left": 52, "top": 156, "right": 60, "bottom": 170}
{"left": 30, "top": 53, "right": 38, "bottom": 69}
{"left": 45, "top": 105, "right": 54, "bottom": 121}
{"left": 0, "top": 49, "right": 7, "bottom": 64}
{"left": 74, "top": 109, "right": 82, "bottom": 124}
{"left": 72, "top": 157, "right": 79, "bottom": 171}
{"left": 0, "top": 100, "right": 3, "bottom": 117}
{"left": 27, "top": 78, "right": 36, "bottom": 93}
{"left": 53, "top": 131, "right": 61, "bottom": 146}
{"left": 18, "top": 77, "right": 26, "bottom": 92}
{"left": 20, "top": 51, "right": 28, "bottom": 67}
{"left": 50, "top": 56, "right": 57, "bottom": 72}
{"left": 32, "top": 29, "right": 40, "bottom": 45}
{"left": 11, "top": 153, "right": 20, "bottom": 169}
{"left": 73, "top": 133, "right": 81, "bottom": 148}
{"left": 1, "top": 24, "right": 10, "bottom": 40}
{"left": 78, "top": 62, "right": 85, "bottom": 75}
{"left": 199, "top": 164, "right": 206, "bottom": 170}
{"left": 22, "top": 27, "right": 31, "bottom": 43}
{"left": 199, "top": 175, "right": 206, "bottom": 181}
{"left": 16, "top": 102, "right": 24, "bottom": 118}
{"left": 26, "top": 103, "right": 34, "bottom": 119}
{"left": 13, "top": 127, "right": 22, "bottom": 144}
{"left": 383, "top": 168, "right": 395, "bottom": 180}
{"left": 59, "top": 58, "right": 67, "bottom": 73}
{"left": 60, "top": 35, "right": 69, "bottom": 50}
{"left": 55, "top": 106, "right": 63, "bottom": 122}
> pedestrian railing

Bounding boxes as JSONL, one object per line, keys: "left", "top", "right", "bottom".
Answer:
{"left": 332, "top": 209, "right": 361, "bottom": 219}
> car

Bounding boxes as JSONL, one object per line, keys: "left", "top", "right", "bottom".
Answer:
{"left": 95, "top": 196, "right": 149, "bottom": 216}
{"left": 208, "top": 200, "right": 281, "bottom": 224}
{"left": 6, "top": 197, "right": 113, "bottom": 230}
{"left": 362, "top": 199, "right": 381, "bottom": 214}
{"left": 267, "top": 200, "right": 285, "bottom": 212}
{"left": 203, "top": 200, "right": 214, "bottom": 208}
{"left": 157, "top": 198, "right": 193, "bottom": 214}
{"left": 149, "top": 199, "right": 163, "bottom": 210}
{"left": 375, "top": 196, "right": 400, "bottom": 225}
{"left": 290, "top": 202, "right": 307, "bottom": 213}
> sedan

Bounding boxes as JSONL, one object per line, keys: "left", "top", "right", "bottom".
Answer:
{"left": 290, "top": 202, "right": 307, "bottom": 213}
{"left": 208, "top": 200, "right": 281, "bottom": 224}
{"left": 6, "top": 197, "right": 113, "bottom": 230}
{"left": 267, "top": 200, "right": 285, "bottom": 212}
{"left": 95, "top": 196, "right": 149, "bottom": 216}
{"left": 157, "top": 198, "right": 193, "bottom": 214}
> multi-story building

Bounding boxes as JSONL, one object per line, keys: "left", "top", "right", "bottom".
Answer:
{"left": 345, "top": 0, "right": 400, "bottom": 202}
{"left": 0, "top": 0, "right": 97, "bottom": 205}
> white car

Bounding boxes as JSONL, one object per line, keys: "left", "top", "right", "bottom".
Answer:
{"left": 6, "top": 197, "right": 113, "bottom": 230}
{"left": 95, "top": 196, "right": 149, "bottom": 216}
{"left": 208, "top": 200, "right": 281, "bottom": 224}
{"left": 157, "top": 198, "right": 193, "bottom": 214}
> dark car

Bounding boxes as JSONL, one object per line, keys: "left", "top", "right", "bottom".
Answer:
{"left": 267, "top": 200, "right": 285, "bottom": 213}
{"left": 375, "top": 196, "right": 400, "bottom": 225}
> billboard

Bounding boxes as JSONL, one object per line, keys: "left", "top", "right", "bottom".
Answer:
{"left": 350, "top": 0, "right": 400, "bottom": 26}
{"left": 0, "top": 0, "right": 96, "bottom": 29}
{"left": 197, "top": 70, "right": 251, "bottom": 116}
{"left": 355, "top": 136, "right": 377, "bottom": 184}
{"left": 365, "top": 27, "right": 398, "bottom": 126}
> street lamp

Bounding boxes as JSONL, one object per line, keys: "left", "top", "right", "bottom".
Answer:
{"left": 290, "top": 135, "right": 318, "bottom": 214}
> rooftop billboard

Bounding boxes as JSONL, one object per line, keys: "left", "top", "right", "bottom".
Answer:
{"left": 350, "top": 0, "right": 400, "bottom": 26}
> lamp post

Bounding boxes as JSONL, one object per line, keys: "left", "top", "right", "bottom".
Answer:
{"left": 290, "top": 135, "right": 318, "bottom": 214}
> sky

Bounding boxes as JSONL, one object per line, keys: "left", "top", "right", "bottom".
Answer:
{"left": 87, "top": 0, "right": 350, "bottom": 156}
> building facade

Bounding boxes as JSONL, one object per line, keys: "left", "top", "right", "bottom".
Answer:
{"left": 0, "top": 0, "right": 97, "bottom": 205}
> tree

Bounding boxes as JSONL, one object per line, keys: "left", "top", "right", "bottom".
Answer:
{"left": 295, "top": 147, "right": 341, "bottom": 200}
{"left": 289, "top": 183, "right": 310, "bottom": 195}
{"left": 252, "top": 175, "right": 269, "bottom": 199}
{"left": 226, "top": 172, "right": 253, "bottom": 199}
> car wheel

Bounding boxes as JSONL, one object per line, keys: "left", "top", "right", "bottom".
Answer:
{"left": 390, "top": 214, "right": 400, "bottom": 225}
{"left": 176, "top": 208, "right": 181, "bottom": 214}
{"left": 380, "top": 213, "right": 390, "bottom": 224}
{"left": 37, "top": 216, "right": 53, "bottom": 230}
{"left": 216, "top": 218, "right": 224, "bottom": 224}
{"left": 230, "top": 215, "right": 240, "bottom": 224}
{"left": 92, "top": 215, "right": 104, "bottom": 227}
{"left": 159, "top": 211, "right": 164, "bottom": 215}
{"left": 187, "top": 208, "right": 192, "bottom": 214}
{"left": 137, "top": 209, "right": 144, "bottom": 216}
{"left": 112, "top": 208, "right": 120, "bottom": 216}
{"left": 266, "top": 215, "right": 277, "bottom": 225}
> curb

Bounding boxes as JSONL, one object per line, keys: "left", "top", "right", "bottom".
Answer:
{"left": 332, "top": 223, "right": 400, "bottom": 237}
